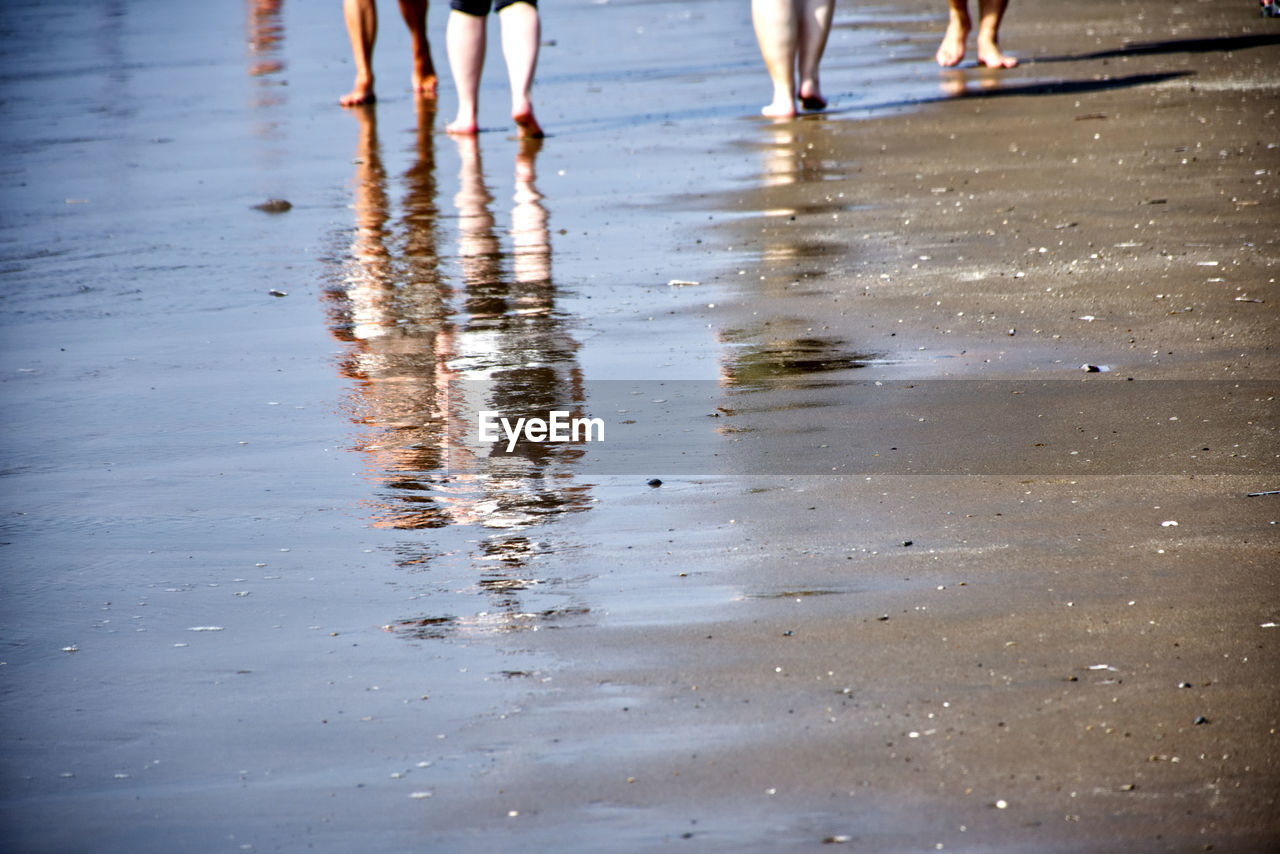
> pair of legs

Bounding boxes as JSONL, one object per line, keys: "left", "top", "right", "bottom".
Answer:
{"left": 751, "top": 0, "right": 834, "bottom": 119}
{"left": 340, "top": 0, "right": 437, "bottom": 106}
{"left": 935, "top": 0, "right": 1017, "bottom": 68}
{"left": 445, "top": 0, "right": 542, "bottom": 137}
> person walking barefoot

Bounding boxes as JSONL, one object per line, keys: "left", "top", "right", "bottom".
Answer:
{"left": 751, "top": 0, "right": 835, "bottom": 119}
{"left": 444, "top": 0, "right": 543, "bottom": 138}
{"left": 339, "top": 0, "right": 438, "bottom": 107}
{"left": 935, "top": 0, "right": 1017, "bottom": 69}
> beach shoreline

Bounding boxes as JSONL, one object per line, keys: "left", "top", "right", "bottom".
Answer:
{"left": 1, "top": 0, "right": 1277, "bottom": 851}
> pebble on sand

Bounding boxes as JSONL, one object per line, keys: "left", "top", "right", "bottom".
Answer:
{"left": 252, "top": 198, "right": 292, "bottom": 213}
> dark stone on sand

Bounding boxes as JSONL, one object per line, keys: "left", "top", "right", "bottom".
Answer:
{"left": 253, "top": 198, "right": 292, "bottom": 213}
{"left": 647, "top": 478, "right": 662, "bottom": 487}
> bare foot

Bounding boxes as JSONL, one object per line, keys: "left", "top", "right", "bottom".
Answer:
{"left": 761, "top": 97, "right": 796, "bottom": 119}
{"left": 513, "top": 109, "right": 543, "bottom": 139}
{"left": 446, "top": 118, "right": 478, "bottom": 135}
{"left": 976, "top": 42, "right": 1018, "bottom": 68}
{"left": 798, "top": 82, "right": 827, "bottom": 112}
{"left": 936, "top": 16, "right": 969, "bottom": 67}
{"left": 413, "top": 73, "right": 438, "bottom": 99}
{"left": 340, "top": 75, "right": 375, "bottom": 106}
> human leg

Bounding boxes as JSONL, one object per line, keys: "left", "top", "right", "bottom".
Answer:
{"left": 974, "top": 0, "right": 1016, "bottom": 68}
{"left": 445, "top": 8, "right": 487, "bottom": 134}
{"left": 498, "top": 1, "right": 543, "bottom": 137}
{"left": 341, "top": 0, "right": 378, "bottom": 106}
{"left": 398, "top": 0, "right": 438, "bottom": 97}
{"left": 796, "top": 0, "right": 834, "bottom": 111}
{"left": 752, "top": 0, "right": 798, "bottom": 118}
{"left": 935, "top": 0, "right": 969, "bottom": 67}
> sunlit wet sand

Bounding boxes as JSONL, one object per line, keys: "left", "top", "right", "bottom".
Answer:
{"left": 1, "top": 1, "right": 1277, "bottom": 851}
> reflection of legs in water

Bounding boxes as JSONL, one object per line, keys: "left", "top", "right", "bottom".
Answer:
{"left": 512, "top": 138, "right": 549, "bottom": 286}
{"left": 445, "top": 0, "right": 543, "bottom": 137}
{"left": 341, "top": 0, "right": 438, "bottom": 106}
{"left": 345, "top": 105, "right": 395, "bottom": 336}
{"left": 936, "top": 0, "right": 1017, "bottom": 69}
{"left": 751, "top": 0, "right": 834, "bottom": 118}
{"left": 451, "top": 135, "right": 502, "bottom": 296}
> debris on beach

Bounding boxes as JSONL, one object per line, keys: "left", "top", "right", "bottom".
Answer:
{"left": 667, "top": 279, "right": 700, "bottom": 287}
{"left": 252, "top": 198, "right": 292, "bottom": 213}
{"left": 268, "top": 289, "right": 288, "bottom": 298}
{"left": 647, "top": 478, "right": 662, "bottom": 488}
{"left": 1081, "top": 364, "right": 1110, "bottom": 372}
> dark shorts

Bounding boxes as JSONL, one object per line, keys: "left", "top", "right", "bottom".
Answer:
{"left": 450, "top": 0, "right": 534, "bottom": 14}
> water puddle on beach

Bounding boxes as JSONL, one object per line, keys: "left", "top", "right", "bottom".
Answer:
{"left": 0, "top": 0, "right": 1002, "bottom": 847}
{"left": 312, "top": 0, "right": 948, "bottom": 650}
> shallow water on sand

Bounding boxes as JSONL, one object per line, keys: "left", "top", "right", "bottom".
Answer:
{"left": 0, "top": 0, "right": 974, "bottom": 849}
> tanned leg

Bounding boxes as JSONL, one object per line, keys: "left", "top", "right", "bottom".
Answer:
{"left": 975, "top": 0, "right": 1016, "bottom": 68}
{"left": 935, "top": 0, "right": 969, "bottom": 67}
{"left": 499, "top": 1, "right": 543, "bottom": 137}
{"left": 340, "top": 0, "right": 378, "bottom": 106}
{"left": 398, "top": 0, "right": 438, "bottom": 98}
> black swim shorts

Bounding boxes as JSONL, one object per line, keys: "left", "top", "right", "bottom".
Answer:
{"left": 450, "top": 0, "right": 535, "bottom": 14}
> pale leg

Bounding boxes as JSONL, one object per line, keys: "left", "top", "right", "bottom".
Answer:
{"left": 446, "top": 11, "right": 486, "bottom": 134}
{"left": 796, "top": 0, "right": 834, "bottom": 110}
{"left": 499, "top": 1, "right": 543, "bottom": 137}
{"left": 752, "top": 0, "right": 798, "bottom": 118}
{"left": 341, "top": 0, "right": 378, "bottom": 105}
{"left": 398, "top": 0, "right": 438, "bottom": 97}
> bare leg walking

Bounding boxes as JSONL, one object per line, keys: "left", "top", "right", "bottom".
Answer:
{"left": 341, "top": 0, "right": 378, "bottom": 106}
{"left": 797, "top": 0, "right": 834, "bottom": 110}
{"left": 445, "top": 0, "right": 542, "bottom": 137}
{"left": 445, "top": 10, "right": 486, "bottom": 134}
{"left": 398, "top": 0, "right": 438, "bottom": 97}
{"left": 499, "top": 1, "right": 542, "bottom": 137}
{"left": 752, "top": 0, "right": 834, "bottom": 118}
{"left": 936, "top": 0, "right": 1016, "bottom": 69}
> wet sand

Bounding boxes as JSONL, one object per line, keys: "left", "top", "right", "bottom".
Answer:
{"left": 2, "top": 0, "right": 1278, "bottom": 851}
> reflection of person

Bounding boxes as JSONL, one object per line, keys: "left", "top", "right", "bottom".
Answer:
{"left": 340, "top": 0, "right": 437, "bottom": 106}
{"left": 444, "top": 0, "right": 543, "bottom": 137}
{"left": 751, "top": 0, "right": 834, "bottom": 118}
{"left": 247, "top": 0, "right": 285, "bottom": 78}
{"left": 329, "top": 106, "right": 590, "bottom": 637}
{"left": 935, "top": 0, "right": 1017, "bottom": 69}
